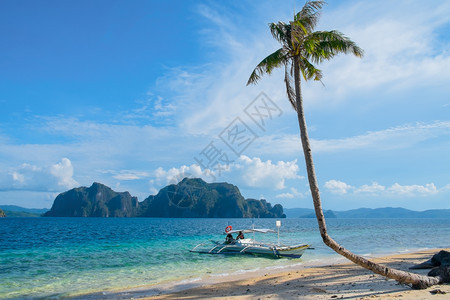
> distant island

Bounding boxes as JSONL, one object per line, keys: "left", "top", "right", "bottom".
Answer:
{"left": 2, "top": 183, "right": 449, "bottom": 219}
{"left": 0, "top": 205, "right": 48, "bottom": 217}
{"left": 284, "top": 207, "right": 450, "bottom": 219}
{"left": 43, "top": 178, "right": 286, "bottom": 218}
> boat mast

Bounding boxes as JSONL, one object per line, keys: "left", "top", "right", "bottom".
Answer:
{"left": 276, "top": 220, "right": 281, "bottom": 245}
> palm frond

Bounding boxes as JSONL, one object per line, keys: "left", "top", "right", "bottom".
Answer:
{"left": 320, "top": 30, "right": 364, "bottom": 57}
{"left": 304, "top": 30, "right": 364, "bottom": 64}
{"left": 298, "top": 56, "right": 322, "bottom": 82}
{"left": 290, "top": 21, "right": 305, "bottom": 52}
{"left": 269, "top": 22, "right": 290, "bottom": 46}
{"left": 247, "top": 48, "right": 287, "bottom": 85}
{"left": 290, "top": 1, "right": 325, "bottom": 54}
{"left": 249, "top": 0, "right": 363, "bottom": 101}
{"left": 284, "top": 63, "right": 297, "bottom": 110}
{"left": 293, "top": 0, "right": 325, "bottom": 33}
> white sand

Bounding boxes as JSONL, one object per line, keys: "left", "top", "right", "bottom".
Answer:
{"left": 143, "top": 248, "right": 450, "bottom": 300}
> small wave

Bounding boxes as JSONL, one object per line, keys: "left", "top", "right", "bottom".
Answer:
{"left": 264, "top": 265, "right": 287, "bottom": 270}
{"left": 210, "top": 272, "right": 230, "bottom": 277}
{"left": 232, "top": 268, "right": 260, "bottom": 274}
{"left": 177, "top": 277, "right": 202, "bottom": 285}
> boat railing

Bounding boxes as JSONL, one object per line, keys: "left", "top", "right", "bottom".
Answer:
{"left": 238, "top": 240, "right": 274, "bottom": 248}
{"left": 216, "top": 244, "right": 235, "bottom": 253}
{"left": 208, "top": 245, "right": 222, "bottom": 253}
{"left": 239, "top": 245, "right": 252, "bottom": 253}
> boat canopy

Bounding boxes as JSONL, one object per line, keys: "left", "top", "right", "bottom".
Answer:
{"left": 226, "top": 228, "right": 276, "bottom": 234}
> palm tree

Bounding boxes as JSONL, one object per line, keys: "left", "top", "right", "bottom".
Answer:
{"left": 247, "top": 0, "right": 440, "bottom": 289}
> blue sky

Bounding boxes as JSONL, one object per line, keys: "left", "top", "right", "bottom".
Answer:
{"left": 1, "top": 0, "right": 450, "bottom": 211}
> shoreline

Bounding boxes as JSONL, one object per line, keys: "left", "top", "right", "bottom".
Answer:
{"left": 81, "top": 248, "right": 449, "bottom": 299}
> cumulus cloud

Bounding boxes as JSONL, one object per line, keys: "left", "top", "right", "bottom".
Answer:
{"left": 355, "top": 182, "right": 386, "bottom": 195}
{"left": 324, "top": 179, "right": 442, "bottom": 197}
{"left": 49, "top": 158, "right": 78, "bottom": 188}
{"left": 387, "top": 183, "right": 438, "bottom": 196}
{"left": 324, "top": 180, "right": 354, "bottom": 195}
{"left": 0, "top": 158, "right": 78, "bottom": 192}
{"left": 148, "top": 163, "right": 230, "bottom": 196}
{"left": 275, "top": 192, "right": 294, "bottom": 199}
{"left": 234, "top": 156, "right": 301, "bottom": 190}
{"left": 151, "top": 164, "right": 215, "bottom": 191}
{"left": 276, "top": 187, "right": 306, "bottom": 199}
{"left": 150, "top": 155, "right": 303, "bottom": 193}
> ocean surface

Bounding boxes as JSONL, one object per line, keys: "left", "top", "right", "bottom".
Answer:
{"left": 1, "top": 217, "right": 449, "bottom": 299}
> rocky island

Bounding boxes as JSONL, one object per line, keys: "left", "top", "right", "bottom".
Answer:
{"left": 43, "top": 182, "right": 139, "bottom": 217}
{"left": 43, "top": 178, "right": 286, "bottom": 218}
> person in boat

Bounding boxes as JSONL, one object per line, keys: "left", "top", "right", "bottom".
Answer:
{"left": 225, "top": 233, "right": 234, "bottom": 244}
{"left": 236, "top": 231, "right": 245, "bottom": 240}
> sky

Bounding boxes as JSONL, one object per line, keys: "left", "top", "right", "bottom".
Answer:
{"left": 1, "top": 0, "right": 450, "bottom": 211}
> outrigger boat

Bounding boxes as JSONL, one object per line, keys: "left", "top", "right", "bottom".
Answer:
{"left": 190, "top": 224, "right": 309, "bottom": 259}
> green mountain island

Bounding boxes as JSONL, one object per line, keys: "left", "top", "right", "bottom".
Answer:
{"left": 43, "top": 178, "right": 286, "bottom": 218}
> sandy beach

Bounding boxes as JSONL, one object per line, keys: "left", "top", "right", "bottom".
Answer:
{"left": 141, "top": 248, "right": 449, "bottom": 300}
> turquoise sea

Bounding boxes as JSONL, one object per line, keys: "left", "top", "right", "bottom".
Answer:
{"left": 1, "top": 217, "right": 449, "bottom": 299}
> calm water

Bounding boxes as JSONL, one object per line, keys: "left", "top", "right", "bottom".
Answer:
{"left": 1, "top": 217, "right": 449, "bottom": 299}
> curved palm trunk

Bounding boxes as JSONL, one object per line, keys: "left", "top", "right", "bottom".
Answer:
{"left": 292, "top": 56, "right": 440, "bottom": 289}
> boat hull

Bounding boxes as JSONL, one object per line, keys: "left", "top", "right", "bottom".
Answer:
{"left": 191, "top": 241, "right": 309, "bottom": 259}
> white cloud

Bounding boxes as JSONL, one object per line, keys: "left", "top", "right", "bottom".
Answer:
{"left": 150, "top": 155, "right": 302, "bottom": 193}
{"left": 254, "top": 121, "right": 450, "bottom": 156}
{"left": 50, "top": 158, "right": 78, "bottom": 188}
{"left": 233, "top": 156, "right": 301, "bottom": 190}
{"left": 325, "top": 180, "right": 442, "bottom": 198}
{"left": 2, "top": 1, "right": 450, "bottom": 211}
{"left": 122, "top": 94, "right": 177, "bottom": 122}
{"left": 387, "top": 183, "right": 438, "bottom": 197}
{"left": 276, "top": 192, "right": 294, "bottom": 199}
{"left": 152, "top": 164, "right": 214, "bottom": 187}
{"left": 355, "top": 182, "right": 386, "bottom": 195}
{"left": 304, "top": 0, "right": 450, "bottom": 106}
{"left": 162, "top": 0, "right": 450, "bottom": 118}
{"left": 0, "top": 158, "right": 78, "bottom": 192}
{"left": 276, "top": 187, "right": 305, "bottom": 199}
{"left": 0, "top": 117, "right": 200, "bottom": 168}
{"left": 109, "top": 170, "right": 150, "bottom": 181}
{"left": 114, "top": 174, "right": 140, "bottom": 180}
{"left": 324, "top": 180, "right": 354, "bottom": 195}
{"left": 312, "top": 121, "right": 450, "bottom": 153}
{"left": 147, "top": 2, "right": 292, "bottom": 136}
